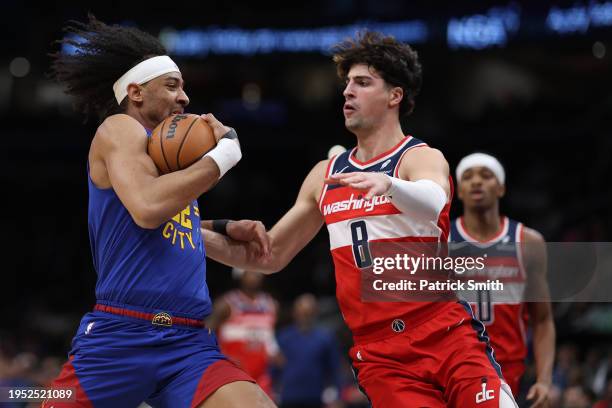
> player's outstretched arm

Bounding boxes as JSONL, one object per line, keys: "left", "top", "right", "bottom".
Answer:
{"left": 524, "top": 227, "right": 555, "bottom": 408}
{"left": 201, "top": 219, "right": 271, "bottom": 257}
{"left": 203, "top": 160, "right": 327, "bottom": 274}
{"left": 93, "top": 113, "right": 239, "bottom": 229}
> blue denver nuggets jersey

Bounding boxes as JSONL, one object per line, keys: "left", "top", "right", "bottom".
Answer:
{"left": 87, "top": 147, "right": 211, "bottom": 319}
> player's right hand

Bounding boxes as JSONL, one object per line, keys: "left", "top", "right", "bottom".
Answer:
{"left": 226, "top": 220, "right": 271, "bottom": 257}
{"left": 201, "top": 113, "right": 242, "bottom": 178}
{"left": 526, "top": 382, "right": 551, "bottom": 408}
{"left": 325, "top": 171, "right": 392, "bottom": 200}
{"left": 201, "top": 113, "right": 232, "bottom": 143}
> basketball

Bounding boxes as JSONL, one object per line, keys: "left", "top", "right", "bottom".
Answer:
{"left": 148, "top": 114, "right": 216, "bottom": 174}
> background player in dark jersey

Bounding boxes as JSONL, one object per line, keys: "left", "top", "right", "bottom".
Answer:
{"left": 273, "top": 294, "right": 344, "bottom": 408}
{"left": 203, "top": 31, "right": 519, "bottom": 407}
{"left": 452, "top": 152, "right": 556, "bottom": 407}
{"left": 46, "top": 15, "right": 275, "bottom": 408}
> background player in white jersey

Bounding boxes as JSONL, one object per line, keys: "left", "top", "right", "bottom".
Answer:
{"left": 451, "top": 152, "right": 556, "bottom": 407}
{"left": 204, "top": 31, "right": 518, "bottom": 407}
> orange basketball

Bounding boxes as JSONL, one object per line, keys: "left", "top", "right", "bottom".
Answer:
{"left": 148, "top": 114, "right": 216, "bottom": 174}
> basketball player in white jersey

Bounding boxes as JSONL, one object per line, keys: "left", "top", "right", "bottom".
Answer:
{"left": 203, "top": 31, "right": 519, "bottom": 407}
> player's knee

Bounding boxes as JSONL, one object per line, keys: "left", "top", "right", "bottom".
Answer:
{"left": 198, "top": 381, "right": 276, "bottom": 408}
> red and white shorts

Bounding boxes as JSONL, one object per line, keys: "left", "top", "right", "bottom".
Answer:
{"left": 349, "top": 301, "right": 517, "bottom": 407}
{"left": 498, "top": 360, "right": 526, "bottom": 396}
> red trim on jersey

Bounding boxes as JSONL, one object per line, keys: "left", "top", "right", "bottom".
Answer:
{"left": 190, "top": 359, "right": 255, "bottom": 408}
{"left": 518, "top": 302, "right": 528, "bottom": 345}
{"left": 458, "top": 216, "right": 508, "bottom": 243}
{"left": 43, "top": 355, "right": 92, "bottom": 407}
{"left": 369, "top": 236, "right": 440, "bottom": 244}
{"left": 392, "top": 143, "right": 428, "bottom": 178}
{"left": 436, "top": 175, "right": 454, "bottom": 244}
{"left": 93, "top": 304, "right": 205, "bottom": 328}
{"left": 324, "top": 205, "right": 401, "bottom": 225}
{"left": 516, "top": 222, "right": 527, "bottom": 278}
{"left": 349, "top": 136, "right": 413, "bottom": 167}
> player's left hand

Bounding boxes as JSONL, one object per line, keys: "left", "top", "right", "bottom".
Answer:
{"left": 325, "top": 172, "right": 391, "bottom": 200}
{"left": 526, "top": 382, "right": 551, "bottom": 408}
{"left": 201, "top": 113, "right": 232, "bottom": 143}
{"left": 226, "top": 220, "right": 270, "bottom": 257}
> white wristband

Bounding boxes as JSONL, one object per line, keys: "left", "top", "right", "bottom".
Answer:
{"left": 384, "top": 176, "right": 447, "bottom": 221}
{"left": 204, "top": 137, "right": 242, "bottom": 178}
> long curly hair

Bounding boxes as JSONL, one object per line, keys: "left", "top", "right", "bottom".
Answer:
{"left": 49, "top": 14, "right": 167, "bottom": 122}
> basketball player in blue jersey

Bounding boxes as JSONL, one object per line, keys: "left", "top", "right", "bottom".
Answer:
{"left": 451, "top": 153, "right": 555, "bottom": 407}
{"left": 46, "top": 15, "right": 275, "bottom": 408}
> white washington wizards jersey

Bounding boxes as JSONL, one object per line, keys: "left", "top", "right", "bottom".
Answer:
{"left": 450, "top": 216, "right": 528, "bottom": 363}
{"left": 319, "top": 136, "right": 454, "bottom": 335}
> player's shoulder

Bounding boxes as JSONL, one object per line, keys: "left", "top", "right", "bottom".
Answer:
{"left": 404, "top": 144, "right": 447, "bottom": 163}
{"left": 99, "top": 113, "right": 144, "bottom": 132}
{"left": 398, "top": 144, "right": 449, "bottom": 179}
{"left": 313, "top": 158, "right": 331, "bottom": 174}
{"left": 303, "top": 159, "right": 331, "bottom": 183}
{"left": 520, "top": 225, "right": 545, "bottom": 244}
{"left": 298, "top": 159, "right": 331, "bottom": 203}
{"left": 95, "top": 114, "right": 147, "bottom": 145}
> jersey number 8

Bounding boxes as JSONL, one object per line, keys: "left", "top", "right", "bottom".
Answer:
{"left": 350, "top": 220, "right": 372, "bottom": 268}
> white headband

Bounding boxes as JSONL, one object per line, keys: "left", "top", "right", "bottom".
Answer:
{"left": 456, "top": 153, "right": 505, "bottom": 185}
{"left": 112, "top": 55, "right": 180, "bottom": 104}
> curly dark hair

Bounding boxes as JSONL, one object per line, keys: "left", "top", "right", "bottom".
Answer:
{"left": 49, "top": 14, "right": 167, "bottom": 122}
{"left": 332, "top": 30, "right": 423, "bottom": 117}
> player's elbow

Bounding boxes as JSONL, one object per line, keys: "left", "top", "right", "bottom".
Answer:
{"left": 249, "top": 254, "right": 288, "bottom": 275}
{"left": 130, "top": 204, "right": 165, "bottom": 230}
{"left": 132, "top": 215, "right": 162, "bottom": 230}
{"left": 249, "top": 260, "right": 284, "bottom": 275}
{"left": 260, "top": 264, "right": 284, "bottom": 275}
{"left": 257, "top": 240, "right": 293, "bottom": 274}
{"left": 263, "top": 254, "right": 292, "bottom": 274}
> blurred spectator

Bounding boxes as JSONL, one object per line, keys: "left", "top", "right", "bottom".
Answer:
{"left": 274, "top": 294, "right": 343, "bottom": 408}
{"left": 561, "top": 384, "right": 596, "bottom": 408}
{"left": 0, "top": 352, "right": 38, "bottom": 408}
{"left": 207, "top": 269, "right": 280, "bottom": 397}
{"left": 554, "top": 343, "right": 580, "bottom": 391}
{"left": 0, "top": 352, "right": 38, "bottom": 387}
{"left": 31, "top": 356, "right": 62, "bottom": 387}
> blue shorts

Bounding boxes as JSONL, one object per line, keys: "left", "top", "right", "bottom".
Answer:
{"left": 44, "top": 310, "right": 254, "bottom": 408}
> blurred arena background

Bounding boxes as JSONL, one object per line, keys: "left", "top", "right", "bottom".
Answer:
{"left": 1, "top": 1, "right": 611, "bottom": 406}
